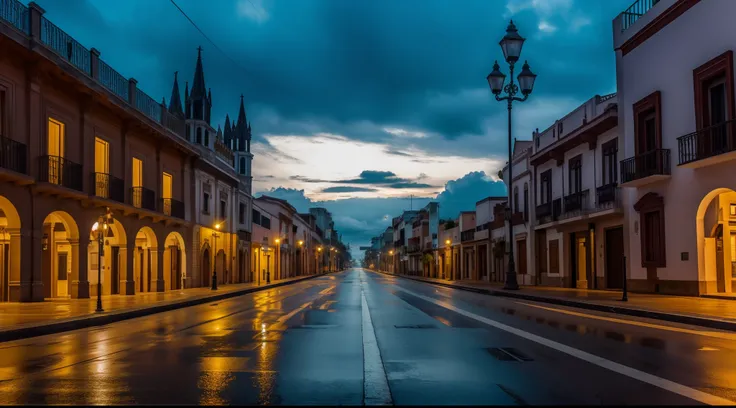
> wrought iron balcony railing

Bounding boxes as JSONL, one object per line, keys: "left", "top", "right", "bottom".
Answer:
{"left": 596, "top": 183, "right": 618, "bottom": 206}
{"left": 620, "top": 0, "right": 661, "bottom": 32}
{"left": 0, "top": 0, "right": 28, "bottom": 34}
{"left": 160, "top": 198, "right": 185, "bottom": 219}
{"left": 461, "top": 229, "right": 475, "bottom": 242}
{"left": 91, "top": 172, "right": 124, "bottom": 203}
{"left": 677, "top": 119, "right": 736, "bottom": 165}
{"left": 563, "top": 190, "right": 589, "bottom": 213}
{"left": 38, "top": 155, "right": 83, "bottom": 191}
{"left": 0, "top": 134, "right": 26, "bottom": 174}
{"left": 620, "top": 149, "right": 671, "bottom": 184}
{"left": 130, "top": 186, "right": 156, "bottom": 211}
{"left": 536, "top": 202, "right": 551, "bottom": 219}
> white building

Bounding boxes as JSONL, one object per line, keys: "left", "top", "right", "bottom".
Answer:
{"left": 528, "top": 94, "right": 624, "bottom": 290}
{"left": 503, "top": 141, "right": 535, "bottom": 285}
{"left": 613, "top": 0, "right": 735, "bottom": 295}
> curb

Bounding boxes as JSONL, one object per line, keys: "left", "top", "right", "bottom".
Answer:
{"left": 372, "top": 270, "right": 736, "bottom": 332}
{"left": 0, "top": 273, "right": 329, "bottom": 343}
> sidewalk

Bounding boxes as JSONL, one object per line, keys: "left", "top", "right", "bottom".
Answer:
{"left": 374, "top": 271, "right": 736, "bottom": 332}
{"left": 0, "top": 273, "right": 326, "bottom": 343}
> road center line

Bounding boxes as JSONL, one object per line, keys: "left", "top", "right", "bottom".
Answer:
{"left": 393, "top": 285, "right": 734, "bottom": 406}
{"left": 361, "top": 289, "right": 393, "bottom": 406}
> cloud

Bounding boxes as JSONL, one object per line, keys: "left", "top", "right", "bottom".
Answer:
{"left": 236, "top": 0, "right": 269, "bottom": 23}
{"left": 321, "top": 186, "right": 378, "bottom": 193}
{"left": 383, "top": 127, "right": 427, "bottom": 139}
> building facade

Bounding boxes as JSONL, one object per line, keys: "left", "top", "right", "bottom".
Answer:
{"left": 613, "top": 0, "right": 734, "bottom": 295}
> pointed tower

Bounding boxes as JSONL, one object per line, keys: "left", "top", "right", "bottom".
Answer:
{"left": 216, "top": 125, "right": 223, "bottom": 141}
{"left": 224, "top": 115, "right": 232, "bottom": 148}
{"left": 187, "top": 46, "right": 212, "bottom": 124}
{"left": 232, "top": 94, "right": 254, "bottom": 194}
{"left": 168, "top": 71, "right": 184, "bottom": 117}
{"left": 234, "top": 94, "right": 252, "bottom": 153}
{"left": 184, "top": 81, "right": 190, "bottom": 118}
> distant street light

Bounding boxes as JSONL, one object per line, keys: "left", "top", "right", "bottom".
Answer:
{"left": 487, "top": 20, "right": 537, "bottom": 291}
{"left": 91, "top": 207, "right": 113, "bottom": 313}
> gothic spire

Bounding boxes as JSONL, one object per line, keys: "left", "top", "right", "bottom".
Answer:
{"left": 168, "top": 71, "right": 184, "bottom": 117}
{"left": 190, "top": 46, "right": 206, "bottom": 100}
{"left": 236, "top": 94, "right": 247, "bottom": 127}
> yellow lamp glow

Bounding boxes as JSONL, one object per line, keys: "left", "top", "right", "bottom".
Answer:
{"left": 275, "top": 238, "right": 280, "bottom": 244}
{"left": 445, "top": 239, "right": 451, "bottom": 245}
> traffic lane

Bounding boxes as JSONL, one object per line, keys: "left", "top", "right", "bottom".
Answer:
{"left": 0, "top": 274, "right": 342, "bottom": 405}
{"left": 371, "top": 272, "right": 736, "bottom": 403}
{"left": 272, "top": 271, "right": 364, "bottom": 406}
{"left": 363, "top": 270, "right": 700, "bottom": 405}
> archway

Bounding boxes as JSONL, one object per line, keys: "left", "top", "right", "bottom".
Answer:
{"left": 0, "top": 196, "right": 21, "bottom": 302}
{"left": 133, "top": 226, "right": 159, "bottom": 293}
{"left": 697, "top": 188, "right": 736, "bottom": 295}
{"left": 87, "top": 219, "right": 127, "bottom": 296}
{"left": 201, "top": 246, "right": 211, "bottom": 287}
{"left": 163, "top": 232, "right": 186, "bottom": 291}
{"left": 42, "top": 211, "right": 79, "bottom": 298}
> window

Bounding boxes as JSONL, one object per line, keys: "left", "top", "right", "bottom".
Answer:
{"left": 131, "top": 157, "right": 143, "bottom": 208}
{"left": 239, "top": 157, "right": 246, "bottom": 175}
{"left": 252, "top": 209, "right": 261, "bottom": 226}
{"left": 262, "top": 216, "right": 271, "bottom": 229}
{"left": 47, "top": 118, "right": 65, "bottom": 161}
{"left": 634, "top": 193, "right": 666, "bottom": 268}
{"left": 203, "top": 192, "right": 210, "bottom": 214}
{"left": 523, "top": 183, "right": 529, "bottom": 221}
{"left": 95, "top": 138, "right": 109, "bottom": 174}
{"left": 557, "top": 122, "right": 563, "bottom": 136}
{"left": 196, "top": 128, "right": 202, "bottom": 144}
{"left": 186, "top": 125, "right": 191, "bottom": 141}
{"left": 220, "top": 199, "right": 226, "bottom": 218}
{"left": 693, "top": 51, "right": 734, "bottom": 156}
{"left": 602, "top": 138, "right": 618, "bottom": 185}
{"left": 540, "top": 170, "right": 552, "bottom": 204}
{"left": 239, "top": 203, "right": 245, "bottom": 224}
{"left": 162, "top": 172, "right": 173, "bottom": 199}
{"left": 513, "top": 187, "right": 519, "bottom": 213}
{"left": 568, "top": 155, "right": 582, "bottom": 194}
{"left": 205, "top": 130, "right": 210, "bottom": 147}
{"left": 633, "top": 91, "right": 662, "bottom": 155}
{"left": 731, "top": 204, "right": 736, "bottom": 217}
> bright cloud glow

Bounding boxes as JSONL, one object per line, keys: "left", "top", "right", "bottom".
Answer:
{"left": 382, "top": 127, "right": 427, "bottom": 138}
{"left": 538, "top": 20, "right": 557, "bottom": 33}
{"left": 236, "top": 0, "right": 269, "bottom": 23}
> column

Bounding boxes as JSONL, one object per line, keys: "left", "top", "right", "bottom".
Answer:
{"left": 122, "top": 242, "right": 136, "bottom": 295}
{"left": 153, "top": 247, "right": 164, "bottom": 292}
{"left": 40, "top": 223, "right": 53, "bottom": 299}
{"left": 70, "top": 234, "right": 90, "bottom": 299}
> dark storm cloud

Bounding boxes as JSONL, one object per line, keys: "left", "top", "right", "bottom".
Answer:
{"left": 321, "top": 186, "right": 378, "bottom": 193}
{"left": 34, "top": 0, "right": 630, "bottom": 156}
{"left": 290, "top": 171, "right": 437, "bottom": 189}
{"left": 386, "top": 182, "right": 434, "bottom": 189}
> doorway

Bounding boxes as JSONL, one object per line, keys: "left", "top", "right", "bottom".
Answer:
{"left": 517, "top": 239, "right": 527, "bottom": 276}
{"left": 111, "top": 246, "right": 119, "bottom": 294}
{"left": 605, "top": 227, "right": 625, "bottom": 289}
{"left": 571, "top": 232, "right": 591, "bottom": 289}
{"left": 202, "top": 248, "right": 211, "bottom": 287}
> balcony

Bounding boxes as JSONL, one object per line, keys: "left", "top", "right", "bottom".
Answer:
{"left": 0, "top": 134, "right": 28, "bottom": 181}
{"left": 677, "top": 119, "right": 736, "bottom": 168}
{"left": 160, "top": 198, "right": 185, "bottom": 219}
{"left": 536, "top": 202, "right": 551, "bottom": 219}
{"left": 620, "top": 149, "right": 671, "bottom": 187}
{"left": 620, "top": 0, "right": 661, "bottom": 32}
{"left": 563, "top": 190, "right": 589, "bottom": 213}
{"left": 91, "top": 172, "right": 124, "bottom": 203}
{"left": 461, "top": 229, "right": 475, "bottom": 242}
{"left": 38, "top": 155, "right": 83, "bottom": 192}
{"left": 130, "top": 186, "right": 156, "bottom": 211}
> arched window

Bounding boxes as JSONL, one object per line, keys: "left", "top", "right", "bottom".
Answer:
{"left": 196, "top": 128, "right": 202, "bottom": 144}
{"left": 239, "top": 157, "right": 246, "bottom": 174}
{"left": 204, "top": 130, "right": 209, "bottom": 147}
{"left": 513, "top": 187, "right": 519, "bottom": 213}
{"left": 523, "top": 183, "right": 529, "bottom": 221}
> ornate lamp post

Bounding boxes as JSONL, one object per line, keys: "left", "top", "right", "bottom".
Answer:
{"left": 487, "top": 20, "right": 538, "bottom": 291}
{"left": 91, "top": 207, "right": 113, "bottom": 313}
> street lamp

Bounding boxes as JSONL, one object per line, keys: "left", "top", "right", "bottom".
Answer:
{"left": 212, "top": 222, "right": 221, "bottom": 290}
{"left": 487, "top": 20, "right": 537, "bottom": 291}
{"left": 91, "top": 207, "right": 113, "bottom": 313}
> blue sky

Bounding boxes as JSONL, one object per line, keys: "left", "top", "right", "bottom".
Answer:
{"left": 30, "top": 0, "right": 631, "bottom": 257}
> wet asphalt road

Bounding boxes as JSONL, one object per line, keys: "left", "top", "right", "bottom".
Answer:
{"left": 0, "top": 269, "right": 734, "bottom": 405}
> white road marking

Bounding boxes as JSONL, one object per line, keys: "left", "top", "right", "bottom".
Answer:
{"left": 362, "top": 290, "right": 393, "bottom": 406}
{"left": 393, "top": 286, "right": 735, "bottom": 406}
{"left": 516, "top": 301, "right": 736, "bottom": 341}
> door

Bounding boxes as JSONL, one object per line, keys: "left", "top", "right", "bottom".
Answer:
{"left": 517, "top": 240, "right": 527, "bottom": 275}
{"left": 47, "top": 118, "right": 65, "bottom": 184}
{"left": 715, "top": 224, "right": 725, "bottom": 293}
{"left": 549, "top": 239, "right": 560, "bottom": 277}
{"left": 132, "top": 158, "right": 143, "bottom": 208}
{"left": 57, "top": 252, "right": 68, "bottom": 297}
{"left": 162, "top": 172, "right": 173, "bottom": 215}
{"left": 605, "top": 227, "right": 625, "bottom": 289}
{"left": 95, "top": 137, "right": 110, "bottom": 196}
{"left": 111, "top": 246, "right": 119, "bottom": 294}
{"left": 202, "top": 248, "right": 211, "bottom": 287}
{"left": 574, "top": 234, "right": 589, "bottom": 289}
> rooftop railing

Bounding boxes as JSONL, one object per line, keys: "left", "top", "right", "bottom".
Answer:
{"left": 620, "top": 0, "right": 661, "bottom": 32}
{"left": 0, "top": 0, "right": 28, "bottom": 34}
{"left": 98, "top": 60, "right": 129, "bottom": 101}
{"left": 40, "top": 17, "right": 91, "bottom": 74}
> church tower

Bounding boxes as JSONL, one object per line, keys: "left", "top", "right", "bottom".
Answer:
{"left": 231, "top": 95, "right": 253, "bottom": 194}
{"left": 183, "top": 46, "right": 216, "bottom": 149}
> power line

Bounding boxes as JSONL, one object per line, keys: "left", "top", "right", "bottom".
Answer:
{"left": 168, "top": 0, "right": 251, "bottom": 74}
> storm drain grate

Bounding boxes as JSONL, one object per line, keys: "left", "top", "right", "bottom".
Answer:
{"left": 394, "top": 324, "right": 436, "bottom": 329}
{"left": 486, "top": 347, "right": 533, "bottom": 362}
